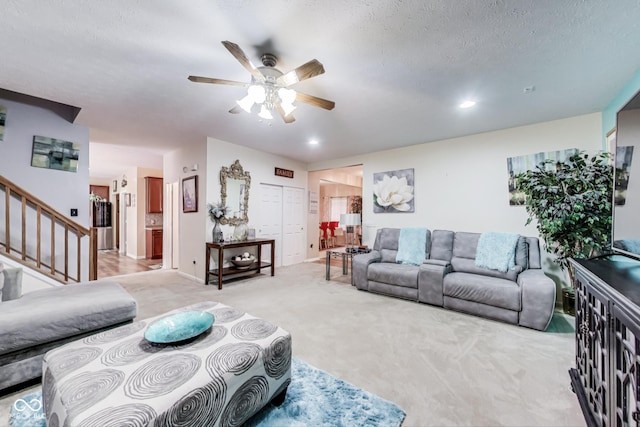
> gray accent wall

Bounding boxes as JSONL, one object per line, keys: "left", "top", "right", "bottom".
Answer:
{"left": 0, "top": 91, "right": 90, "bottom": 281}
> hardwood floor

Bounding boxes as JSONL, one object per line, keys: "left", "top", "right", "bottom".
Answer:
{"left": 97, "top": 250, "right": 161, "bottom": 279}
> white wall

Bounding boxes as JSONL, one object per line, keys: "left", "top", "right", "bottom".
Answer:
{"left": 0, "top": 95, "right": 91, "bottom": 281}
{"left": 0, "top": 97, "right": 90, "bottom": 224}
{"left": 206, "top": 138, "right": 308, "bottom": 245}
{"left": 122, "top": 166, "right": 139, "bottom": 258}
{"left": 309, "top": 113, "right": 603, "bottom": 285}
{"left": 164, "top": 142, "right": 208, "bottom": 281}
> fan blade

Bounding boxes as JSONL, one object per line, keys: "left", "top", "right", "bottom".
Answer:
{"left": 277, "top": 59, "right": 325, "bottom": 87}
{"left": 229, "top": 105, "right": 243, "bottom": 114}
{"left": 296, "top": 92, "right": 335, "bottom": 110}
{"left": 188, "top": 76, "right": 247, "bottom": 87}
{"left": 221, "top": 41, "right": 264, "bottom": 80}
{"left": 275, "top": 104, "right": 296, "bottom": 124}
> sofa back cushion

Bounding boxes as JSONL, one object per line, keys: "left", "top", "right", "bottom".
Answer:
{"left": 515, "top": 236, "right": 529, "bottom": 270}
{"left": 450, "top": 232, "right": 523, "bottom": 281}
{"left": 374, "top": 228, "right": 431, "bottom": 264}
{"left": 430, "top": 230, "right": 454, "bottom": 262}
{"left": 525, "top": 237, "right": 542, "bottom": 269}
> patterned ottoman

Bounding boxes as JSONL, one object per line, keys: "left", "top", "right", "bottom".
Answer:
{"left": 42, "top": 301, "right": 292, "bottom": 426}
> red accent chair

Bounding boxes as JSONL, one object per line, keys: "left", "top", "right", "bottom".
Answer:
{"left": 319, "top": 222, "right": 331, "bottom": 249}
{"left": 328, "top": 221, "right": 339, "bottom": 247}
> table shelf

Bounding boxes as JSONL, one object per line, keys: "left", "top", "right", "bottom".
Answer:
{"left": 209, "top": 261, "right": 272, "bottom": 276}
{"left": 205, "top": 239, "right": 275, "bottom": 289}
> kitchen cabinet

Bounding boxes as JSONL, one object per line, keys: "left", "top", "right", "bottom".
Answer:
{"left": 145, "top": 229, "right": 163, "bottom": 259}
{"left": 145, "top": 177, "right": 163, "bottom": 214}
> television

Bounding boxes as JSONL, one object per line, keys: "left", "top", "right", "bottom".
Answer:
{"left": 612, "top": 89, "right": 640, "bottom": 260}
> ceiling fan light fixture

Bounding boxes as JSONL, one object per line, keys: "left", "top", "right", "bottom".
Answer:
{"left": 258, "top": 104, "right": 273, "bottom": 120}
{"left": 236, "top": 95, "right": 254, "bottom": 113}
{"left": 281, "top": 102, "right": 296, "bottom": 116}
{"left": 278, "top": 88, "right": 296, "bottom": 105}
{"left": 188, "top": 41, "right": 334, "bottom": 124}
{"left": 248, "top": 84, "right": 266, "bottom": 104}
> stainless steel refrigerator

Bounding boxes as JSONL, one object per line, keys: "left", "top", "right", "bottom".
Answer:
{"left": 93, "top": 201, "right": 113, "bottom": 250}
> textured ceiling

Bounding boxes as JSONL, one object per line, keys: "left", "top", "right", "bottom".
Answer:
{"left": 2, "top": 0, "right": 640, "bottom": 178}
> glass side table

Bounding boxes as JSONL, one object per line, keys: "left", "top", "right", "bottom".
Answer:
{"left": 325, "top": 247, "right": 371, "bottom": 283}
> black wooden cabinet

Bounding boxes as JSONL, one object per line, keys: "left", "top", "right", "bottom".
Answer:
{"left": 570, "top": 256, "right": 640, "bottom": 427}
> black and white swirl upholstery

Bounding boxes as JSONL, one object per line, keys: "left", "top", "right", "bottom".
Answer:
{"left": 42, "top": 301, "right": 292, "bottom": 426}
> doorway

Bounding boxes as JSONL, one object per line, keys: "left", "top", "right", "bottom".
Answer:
{"left": 163, "top": 181, "right": 180, "bottom": 269}
{"left": 257, "top": 184, "right": 305, "bottom": 267}
{"left": 313, "top": 165, "right": 364, "bottom": 255}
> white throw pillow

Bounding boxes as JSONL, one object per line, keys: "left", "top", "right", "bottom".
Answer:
{"left": 0, "top": 267, "right": 23, "bottom": 302}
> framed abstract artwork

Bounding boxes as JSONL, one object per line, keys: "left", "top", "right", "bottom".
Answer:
{"left": 506, "top": 148, "right": 579, "bottom": 206}
{"left": 30, "top": 135, "right": 80, "bottom": 172}
{"left": 0, "top": 105, "right": 6, "bottom": 142}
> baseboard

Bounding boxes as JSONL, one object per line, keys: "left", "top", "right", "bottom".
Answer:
{"left": 177, "top": 270, "right": 205, "bottom": 284}
{"left": 304, "top": 257, "right": 321, "bottom": 263}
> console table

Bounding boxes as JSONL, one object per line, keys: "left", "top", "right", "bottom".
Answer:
{"left": 569, "top": 255, "right": 640, "bottom": 427}
{"left": 206, "top": 239, "right": 275, "bottom": 289}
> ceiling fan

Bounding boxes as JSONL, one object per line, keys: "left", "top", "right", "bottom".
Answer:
{"left": 188, "top": 41, "right": 335, "bottom": 124}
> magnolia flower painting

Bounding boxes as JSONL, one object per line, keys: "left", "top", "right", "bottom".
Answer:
{"left": 373, "top": 168, "right": 414, "bottom": 213}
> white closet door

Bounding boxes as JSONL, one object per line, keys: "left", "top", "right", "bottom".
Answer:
{"left": 257, "top": 184, "right": 283, "bottom": 267}
{"left": 282, "top": 186, "right": 305, "bottom": 266}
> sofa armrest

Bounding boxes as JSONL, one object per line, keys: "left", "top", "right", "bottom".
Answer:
{"left": 352, "top": 250, "right": 381, "bottom": 290}
{"left": 517, "top": 269, "right": 556, "bottom": 331}
{"left": 418, "top": 261, "right": 451, "bottom": 306}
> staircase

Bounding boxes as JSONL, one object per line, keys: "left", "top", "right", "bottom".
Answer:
{"left": 0, "top": 175, "right": 97, "bottom": 283}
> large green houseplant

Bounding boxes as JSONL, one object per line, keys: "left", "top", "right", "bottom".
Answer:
{"left": 516, "top": 151, "right": 613, "bottom": 302}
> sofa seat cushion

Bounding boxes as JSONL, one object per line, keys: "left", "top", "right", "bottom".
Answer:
{"left": 443, "top": 272, "right": 521, "bottom": 311}
{"left": 368, "top": 263, "right": 419, "bottom": 288}
{"left": 0, "top": 281, "right": 137, "bottom": 355}
{"left": 451, "top": 257, "right": 522, "bottom": 281}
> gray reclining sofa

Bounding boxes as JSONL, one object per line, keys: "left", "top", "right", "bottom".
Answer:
{"left": 352, "top": 228, "right": 556, "bottom": 331}
{"left": 0, "top": 279, "right": 137, "bottom": 391}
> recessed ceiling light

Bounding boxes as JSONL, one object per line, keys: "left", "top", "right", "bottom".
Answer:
{"left": 459, "top": 100, "right": 476, "bottom": 109}
{"left": 309, "top": 139, "right": 319, "bottom": 145}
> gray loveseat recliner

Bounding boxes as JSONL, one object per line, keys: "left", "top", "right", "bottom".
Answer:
{"left": 352, "top": 228, "right": 556, "bottom": 331}
{"left": 0, "top": 279, "right": 137, "bottom": 391}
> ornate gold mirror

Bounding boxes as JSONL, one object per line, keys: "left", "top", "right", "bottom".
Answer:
{"left": 220, "top": 160, "right": 250, "bottom": 226}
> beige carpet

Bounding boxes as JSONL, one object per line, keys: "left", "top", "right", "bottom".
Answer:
{"left": 0, "top": 262, "right": 585, "bottom": 426}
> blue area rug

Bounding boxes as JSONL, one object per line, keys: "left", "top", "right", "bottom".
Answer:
{"left": 10, "top": 358, "right": 406, "bottom": 427}
{"left": 545, "top": 311, "right": 575, "bottom": 333}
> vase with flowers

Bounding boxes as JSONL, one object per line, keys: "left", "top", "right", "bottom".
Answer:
{"left": 207, "top": 202, "right": 228, "bottom": 243}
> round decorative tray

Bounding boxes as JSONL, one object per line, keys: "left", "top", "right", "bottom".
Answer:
{"left": 144, "top": 311, "right": 214, "bottom": 344}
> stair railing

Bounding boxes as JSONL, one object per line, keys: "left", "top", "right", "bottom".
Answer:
{"left": 0, "top": 175, "right": 97, "bottom": 283}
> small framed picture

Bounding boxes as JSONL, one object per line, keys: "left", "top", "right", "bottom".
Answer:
{"left": 182, "top": 175, "right": 198, "bottom": 213}
{"left": 247, "top": 228, "right": 256, "bottom": 239}
{"left": 113, "top": 180, "right": 118, "bottom": 192}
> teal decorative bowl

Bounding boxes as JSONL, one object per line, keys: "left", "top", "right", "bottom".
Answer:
{"left": 144, "top": 311, "right": 214, "bottom": 344}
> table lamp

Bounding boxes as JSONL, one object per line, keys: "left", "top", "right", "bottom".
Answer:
{"left": 340, "top": 213, "right": 361, "bottom": 253}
